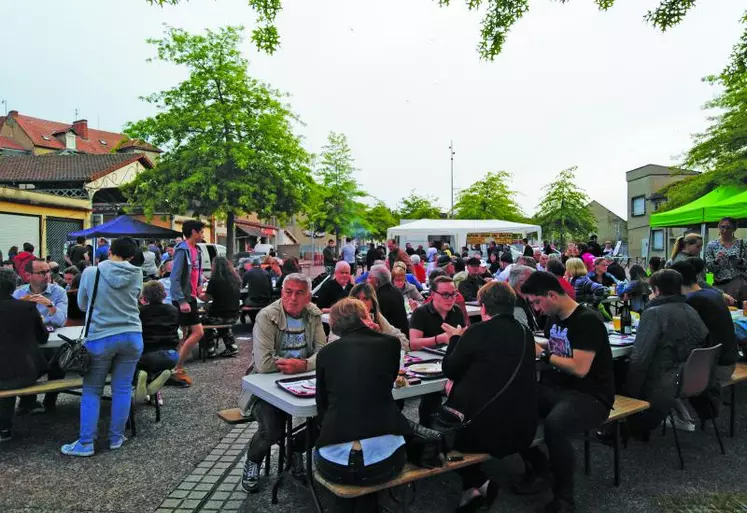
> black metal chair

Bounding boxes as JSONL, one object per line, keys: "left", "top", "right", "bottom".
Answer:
{"left": 665, "top": 344, "right": 724, "bottom": 469}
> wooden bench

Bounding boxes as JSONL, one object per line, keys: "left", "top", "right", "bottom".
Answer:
{"left": 0, "top": 377, "right": 139, "bottom": 436}
{"left": 315, "top": 451, "right": 491, "bottom": 505}
{"left": 584, "top": 394, "right": 650, "bottom": 486}
{"left": 217, "top": 407, "right": 250, "bottom": 425}
{"left": 240, "top": 305, "right": 264, "bottom": 324}
{"left": 722, "top": 362, "right": 747, "bottom": 437}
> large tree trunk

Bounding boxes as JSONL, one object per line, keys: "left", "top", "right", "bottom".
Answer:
{"left": 226, "top": 211, "right": 235, "bottom": 259}
{"left": 335, "top": 225, "right": 341, "bottom": 254}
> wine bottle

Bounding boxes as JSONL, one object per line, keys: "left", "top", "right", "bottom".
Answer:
{"left": 619, "top": 299, "right": 633, "bottom": 335}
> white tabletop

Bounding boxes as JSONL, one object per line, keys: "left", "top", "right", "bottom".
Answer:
{"left": 241, "top": 350, "right": 446, "bottom": 418}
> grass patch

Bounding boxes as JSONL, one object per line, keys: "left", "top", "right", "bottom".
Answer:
{"left": 657, "top": 492, "right": 747, "bottom": 512}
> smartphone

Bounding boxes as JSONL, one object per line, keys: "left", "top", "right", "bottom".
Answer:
{"left": 406, "top": 377, "right": 422, "bottom": 385}
{"left": 46, "top": 325, "right": 55, "bottom": 332}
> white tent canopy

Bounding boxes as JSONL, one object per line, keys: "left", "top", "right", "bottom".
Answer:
{"left": 387, "top": 219, "right": 542, "bottom": 251}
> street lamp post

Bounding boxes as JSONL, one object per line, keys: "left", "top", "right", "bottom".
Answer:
{"left": 449, "top": 141, "right": 455, "bottom": 218}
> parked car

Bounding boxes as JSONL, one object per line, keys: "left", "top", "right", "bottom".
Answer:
{"left": 197, "top": 243, "right": 226, "bottom": 279}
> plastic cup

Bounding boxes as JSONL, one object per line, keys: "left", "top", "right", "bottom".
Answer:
{"left": 705, "top": 273, "right": 715, "bottom": 286}
{"left": 612, "top": 316, "right": 621, "bottom": 332}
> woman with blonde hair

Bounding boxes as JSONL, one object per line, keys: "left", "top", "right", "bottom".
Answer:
{"left": 326, "top": 283, "right": 410, "bottom": 350}
{"left": 565, "top": 257, "right": 607, "bottom": 307}
{"left": 667, "top": 233, "right": 703, "bottom": 266}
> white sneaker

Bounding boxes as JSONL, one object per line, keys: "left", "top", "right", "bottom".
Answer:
{"left": 666, "top": 417, "right": 696, "bottom": 432}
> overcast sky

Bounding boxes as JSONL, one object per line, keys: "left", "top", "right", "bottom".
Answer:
{"left": 2, "top": 0, "right": 745, "bottom": 218}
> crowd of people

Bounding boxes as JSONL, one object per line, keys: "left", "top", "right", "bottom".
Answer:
{"left": 2, "top": 216, "right": 747, "bottom": 512}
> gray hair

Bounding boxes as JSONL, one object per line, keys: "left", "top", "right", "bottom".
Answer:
{"left": 334, "top": 261, "right": 350, "bottom": 272}
{"left": 410, "top": 254, "right": 421, "bottom": 265}
{"left": 369, "top": 264, "right": 391, "bottom": 286}
{"left": 0, "top": 268, "right": 19, "bottom": 296}
{"left": 508, "top": 265, "right": 535, "bottom": 291}
{"left": 519, "top": 256, "right": 537, "bottom": 268}
{"left": 547, "top": 253, "right": 561, "bottom": 261}
{"left": 283, "top": 272, "right": 312, "bottom": 291}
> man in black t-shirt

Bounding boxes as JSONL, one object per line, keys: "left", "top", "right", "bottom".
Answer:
{"left": 314, "top": 261, "right": 353, "bottom": 311}
{"left": 518, "top": 272, "right": 614, "bottom": 512}
{"left": 67, "top": 236, "right": 89, "bottom": 267}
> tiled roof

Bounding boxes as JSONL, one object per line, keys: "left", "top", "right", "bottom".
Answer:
{"left": 0, "top": 136, "right": 27, "bottom": 151}
{"left": 1, "top": 113, "right": 161, "bottom": 154}
{"left": 0, "top": 153, "right": 153, "bottom": 183}
{"left": 117, "top": 138, "right": 163, "bottom": 153}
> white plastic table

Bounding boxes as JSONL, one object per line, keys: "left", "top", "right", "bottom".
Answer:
{"left": 241, "top": 351, "right": 446, "bottom": 418}
{"left": 321, "top": 305, "right": 482, "bottom": 325}
{"left": 46, "top": 326, "right": 86, "bottom": 350}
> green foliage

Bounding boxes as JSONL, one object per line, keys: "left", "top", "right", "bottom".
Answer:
{"left": 146, "top": 0, "right": 717, "bottom": 60}
{"left": 534, "top": 167, "right": 596, "bottom": 244}
{"left": 122, "top": 25, "right": 312, "bottom": 256}
{"left": 365, "top": 201, "right": 400, "bottom": 241}
{"left": 658, "top": 13, "right": 747, "bottom": 211}
{"left": 397, "top": 191, "right": 443, "bottom": 220}
{"left": 304, "top": 132, "right": 366, "bottom": 245}
{"left": 454, "top": 170, "right": 524, "bottom": 221}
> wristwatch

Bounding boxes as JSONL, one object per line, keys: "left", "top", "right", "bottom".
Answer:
{"left": 539, "top": 350, "right": 552, "bottom": 365}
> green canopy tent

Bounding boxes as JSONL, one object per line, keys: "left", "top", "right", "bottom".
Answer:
{"left": 648, "top": 186, "right": 745, "bottom": 261}
{"left": 704, "top": 188, "right": 747, "bottom": 221}
{"left": 649, "top": 186, "right": 742, "bottom": 228}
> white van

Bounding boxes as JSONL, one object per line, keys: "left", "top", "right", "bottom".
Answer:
{"left": 197, "top": 243, "right": 226, "bottom": 279}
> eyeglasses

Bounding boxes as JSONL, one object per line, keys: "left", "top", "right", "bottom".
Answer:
{"left": 31, "top": 270, "right": 52, "bottom": 275}
{"left": 434, "top": 291, "right": 457, "bottom": 299}
{"left": 718, "top": 225, "right": 734, "bottom": 230}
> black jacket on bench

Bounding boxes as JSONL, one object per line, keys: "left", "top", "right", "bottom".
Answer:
{"left": 0, "top": 297, "right": 48, "bottom": 385}
{"left": 315, "top": 326, "right": 412, "bottom": 448}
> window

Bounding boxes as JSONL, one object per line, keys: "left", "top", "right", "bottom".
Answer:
{"left": 41, "top": 135, "right": 51, "bottom": 141}
{"left": 631, "top": 196, "right": 646, "bottom": 217}
{"left": 652, "top": 230, "right": 664, "bottom": 251}
{"left": 99, "top": 139, "right": 107, "bottom": 145}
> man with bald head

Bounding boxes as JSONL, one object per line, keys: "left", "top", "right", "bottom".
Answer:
{"left": 314, "top": 261, "right": 353, "bottom": 312}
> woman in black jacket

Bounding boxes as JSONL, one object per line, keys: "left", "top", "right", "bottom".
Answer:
{"left": 201, "top": 257, "right": 241, "bottom": 357}
{"left": 0, "top": 268, "right": 49, "bottom": 441}
{"left": 442, "top": 280, "right": 538, "bottom": 512}
{"left": 315, "top": 298, "right": 412, "bottom": 513}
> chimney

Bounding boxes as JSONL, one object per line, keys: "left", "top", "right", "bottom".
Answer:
{"left": 72, "top": 119, "right": 88, "bottom": 140}
{"left": 8, "top": 110, "right": 18, "bottom": 119}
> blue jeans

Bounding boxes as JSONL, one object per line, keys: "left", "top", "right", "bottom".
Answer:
{"left": 80, "top": 332, "right": 143, "bottom": 444}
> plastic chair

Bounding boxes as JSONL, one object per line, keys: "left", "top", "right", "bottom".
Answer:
{"left": 667, "top": 344, "right": 724, "bottom": 469}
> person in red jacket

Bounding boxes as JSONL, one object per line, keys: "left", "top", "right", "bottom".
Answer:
{"left": 12, "top": 243, "right": 36, "bottom": 283}
{"left": 410, "top": 254, "right": 427, "bottom": 284}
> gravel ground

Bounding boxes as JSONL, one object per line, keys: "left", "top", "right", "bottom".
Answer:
{"left": 2, "top": 324, "right": 746, "bottom": 513}
{"left": 0, "top": 324, "right": 253, "bottom": 513}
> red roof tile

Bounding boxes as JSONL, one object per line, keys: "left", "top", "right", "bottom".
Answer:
{"left": 2, "top": 113, "right": 160, "bottom": 155}
{"left": 0, "top": 136, "right": 27, "bottom": 151}
{"left": 0, "top": 153, "right": 153, "bottom": 183}
{"left": 117, "top": 138, "right": 163, "bottom": 153}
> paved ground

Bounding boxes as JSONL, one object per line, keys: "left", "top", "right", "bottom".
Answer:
{"left": 2, "top": 323, "right": 747, "bottom": 513}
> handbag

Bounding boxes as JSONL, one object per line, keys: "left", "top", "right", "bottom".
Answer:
{"left": 409, "top": 320, "right": 530, "bottom": 467}
{"left": 55, "top": 268, "right": 101, "bottom": 374}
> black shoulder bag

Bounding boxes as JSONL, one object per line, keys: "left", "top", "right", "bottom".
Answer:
{"left": 408, "top": 320, "right": 530, "bottom": 468}
{"left": 55, "top": 268, "right": 101, "bottom": 374}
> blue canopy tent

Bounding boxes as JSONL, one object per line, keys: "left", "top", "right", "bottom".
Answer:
{"left": 67, "top": 215, "right": 181, "bottom": 240}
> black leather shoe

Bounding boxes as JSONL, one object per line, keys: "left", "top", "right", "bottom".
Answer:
{"left": 482, "top": 480, "right": 499, "bottom": 509}
{"left": 455, "top": 493, "right": 484, "bottom": 513}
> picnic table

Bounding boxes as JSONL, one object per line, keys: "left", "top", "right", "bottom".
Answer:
{"left": 320, "top": 304, "right": 482, "bottom": 325}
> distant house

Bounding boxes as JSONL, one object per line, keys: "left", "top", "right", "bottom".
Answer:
{"left": 587, "top": 200, "right": 627, "bottom": 247}
{"left": 0, "top": 110, "right": 161, "bottom": 162}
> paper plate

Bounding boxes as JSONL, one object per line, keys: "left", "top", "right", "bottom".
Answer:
{"left": 408, "top": 363, "right": 442, "bottom": 375}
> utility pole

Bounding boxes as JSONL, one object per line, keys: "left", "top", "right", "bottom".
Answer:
{"left": 1, "top": 100, "right": 7, "bottom": 115}
{"left": 449, "top": 141, "right": 455, "bottom": 218}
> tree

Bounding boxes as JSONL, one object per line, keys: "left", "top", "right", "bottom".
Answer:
{"left": 658, "top": 13, "right": 747, "bottom": 210}
{"left": 397, "top": 191, "right": 443, "bottom": 220}
{"left": 454, "top": 170, "right": 525, "bottom": 221}
{"left": 122, "top": 26, "right": 312, "bottom": 258}
{"left": 534, "top": 166, "right": 596, "bottom": 245}
{"left": 147, "top": 0, "right": 733, "bottom": 61}
{"left": 305, "top": 132, "right": 366, "bottom": 247}
{"left": 365, "top": 201, "right": 400, "bottom": 241}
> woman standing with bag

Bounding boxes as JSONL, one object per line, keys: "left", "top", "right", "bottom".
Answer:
{"left": 705, "top": 217, "right": 747, "bottom": 304}
{"left": 61, "top": 237, "right": 143, "bottom": 456}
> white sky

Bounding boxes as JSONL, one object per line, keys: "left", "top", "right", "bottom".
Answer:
{"left": 2, "top": 0, "right": 745, "bottom": 219}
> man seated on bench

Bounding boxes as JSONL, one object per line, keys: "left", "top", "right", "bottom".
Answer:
{"left": 315, "top": 298, "right": 413, "bottom": 513}
{"left": 242, "top": 257, "right": 273, "bottom": 323}
{"left": 135, "top": 280, "right": 178, "bottom": 403}
{"left": 314, "top": 261, "right": 353, "bottom": 313}
{"left": 241, "top": 273, "right": 326, "bottom": 494}
{"left": 0, "top": 268, "right": 50, "bottom": 442}
{"left": 13, "top": 258, "right": 68, "bottom": 414}
{"left": 519, "top": 272, "right": 614, "bottom": 513}
{"left": 441, "top": 281, "right": 538, "bottom": 512}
